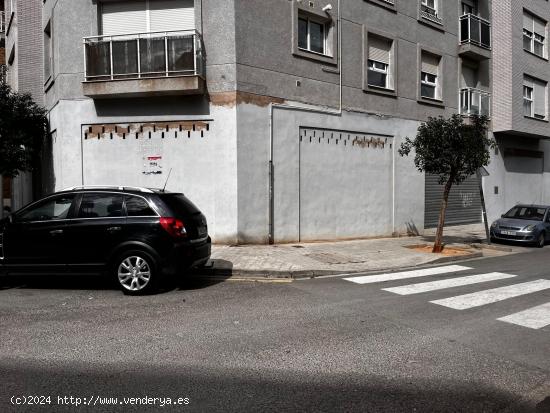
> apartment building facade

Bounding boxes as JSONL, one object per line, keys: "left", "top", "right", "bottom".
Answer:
{"left": 2, "top": 0, "right": 44, "bottom": 213}
{"left": 4, "top": 0, "right": 547, "bottom": 244}
{"left": 484, "top": 0, "right": 550, "bottom": 225}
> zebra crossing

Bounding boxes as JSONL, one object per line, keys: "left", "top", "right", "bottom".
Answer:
{"left": 343, "top": 265, "right": 550, "bottom": 330}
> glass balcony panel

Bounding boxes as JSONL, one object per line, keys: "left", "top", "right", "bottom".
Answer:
{"left": 480, "top": 94, "right": 490, "bottom": 116}
{"left": 167, "top": 35, "right": 195, "bottom": 75}
{"left": 460, "top": 15, "right": 491, "bottom": 49}
{"left": 112, "top": 39, "right": 138, "bottom": 79}
{"left": 480, "top": 23, "right": 491, "bottom": 48}
{"left": 139, "top": 37, "right": 166, "bottom": 77}
{"left": 460, "top": 88, "right": 490, "bottom": 117}
{"left": 470, "top": 20, "right": 480, "bottom": 44}
{"left": 460, "top": 18, "right": 469, "bottom": 43}
{"left": 85, "top": 41, "right": 111, "bottom": 80}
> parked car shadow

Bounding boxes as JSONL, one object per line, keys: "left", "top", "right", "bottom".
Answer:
{"left": 0, "top": 259, "right": 234, "bottom": 293}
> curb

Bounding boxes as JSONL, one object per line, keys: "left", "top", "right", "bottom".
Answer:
{"left": 194, "top": 250, "right": 485, "bottom": 281}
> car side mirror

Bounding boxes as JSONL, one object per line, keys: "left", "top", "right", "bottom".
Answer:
{"left": 501, "top": 214, "right": 505, "bottom": 218}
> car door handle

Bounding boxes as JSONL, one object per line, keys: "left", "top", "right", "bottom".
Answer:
{"left": 49, "top": 229, "right": 63, "bottom": 236}
{"left": 107, "top": 226, "right": 121, "bottom": 233}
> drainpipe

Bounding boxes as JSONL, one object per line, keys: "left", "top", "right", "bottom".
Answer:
{"left": 268, "top": 0, "right": 342, "bottom": 244}
{"left": 392, "top": 135, "right": 396, "bottom": 235}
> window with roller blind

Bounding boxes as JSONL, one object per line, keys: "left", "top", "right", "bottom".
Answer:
{"left": 523, "top": 10, "right": 547, "bottom": 59}
{"left": 420, "top": 51, "right": 441, "bottom": 100}
{"left": 367, "top": 34, "right": 394, "bottom": 90}
{"left": 524, "top": 75, "right": 547, "bottom": 120}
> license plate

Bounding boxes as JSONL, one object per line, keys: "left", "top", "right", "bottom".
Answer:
{"left": 501, "top": 230, "right": 516, "bottom": 236}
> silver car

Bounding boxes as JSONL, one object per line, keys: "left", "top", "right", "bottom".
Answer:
{"left": 490, "top": 204, "right": 550, "bottom": 248}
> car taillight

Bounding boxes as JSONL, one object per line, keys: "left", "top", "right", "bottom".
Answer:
{"left": 160, "top": 217, "right": 187, "bottom": 238}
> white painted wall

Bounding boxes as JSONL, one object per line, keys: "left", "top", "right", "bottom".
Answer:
{"left": 48, "top": 99, "right": 239, "bottom": 243}
{"left": 270, "top": 106, "right": 425, "bottom": 243}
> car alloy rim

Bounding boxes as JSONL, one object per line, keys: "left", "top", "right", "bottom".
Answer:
{"left": 539, "top": 234, "right": 545, "bottom": 247}
{"left": 118, "top": 256, "right": 151, "bottom": 291}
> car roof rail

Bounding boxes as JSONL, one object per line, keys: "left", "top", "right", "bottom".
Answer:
{"left": 61, "top": 185, "right": 155, "bottom": 193}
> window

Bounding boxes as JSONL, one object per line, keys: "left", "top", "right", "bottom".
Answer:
{"left": 77, "top": 194, "right": 124, "bottom": 218}
{"left": 298, "top": 16, "right": 327, "bottom": 55}
{"left": 421, "top": 73, "right": 437, "bottom": 99}
{"left": 368, "top": 61, "right": 388, "bottom": 88}
{"left": 421, "top": 0, "right": 437, "bottom": 16}
{"left": 524, "top": 76, "right": 547, "bottom": 119}
{"left": 523, "top": 11, "right": 547, "bottom": 58}
{"left": 44, "top": 20, "right": 53, "bottom": 82}
{"left": 367, "top": 35, "right": 393, "bottom": 90}
{"left": 125, "top": 196, "right": 156, "bottom": 217}
{"left": 420, "top": 52, "right": 440, "bottom": 100}
{"left": 461, "top": 1, "right": 476, "bottom": 15}
{"left": 523, "top": 85, "right": 533, "bottom": 117}
{"left": 17, "top": 195, "right": 75, "bottom": 222}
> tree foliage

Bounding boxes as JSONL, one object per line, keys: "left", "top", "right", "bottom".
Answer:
{"left": 0, "top": 82, "right": 48, "bottom": 177}
{"left": 399, "top": 114, "right": 493, "bottom": 185}
{"left": 399, "top": 114, "right": 493, "bottom": 252}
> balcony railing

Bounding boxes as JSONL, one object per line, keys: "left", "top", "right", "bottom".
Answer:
{"left": 420, "top": 4, "right": 442, "bottom": 25}
{"left": 83, "top": 30, "right": 204, "bottom": 82}
{"left": 460, "top": 14, "right": 491, "bottom": 49}
{"left": 460, "top": 88, "right": 490, "bottom": 117}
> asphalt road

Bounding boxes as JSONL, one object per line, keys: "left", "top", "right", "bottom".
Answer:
{"left": 0, "top": 248, "right": 549, "bottom": 412}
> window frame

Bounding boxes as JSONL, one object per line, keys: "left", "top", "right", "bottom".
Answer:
{"left": 420, "top": 71, "right": 438, "bottom": 99}
{"left": 291, "top": 3, "right": 337, "bottom": 65}
{"left": 367, "top": 59, "right": 389, "bottom": 89}
{"left": 524, "top": 75, "right": 548, "bottom": 120}
{"left": 523, "top": 11, "right": 547, "bottom": 59}
{"left": 297, "top": 15, "right": 328, "bottom": 57}
{"left": 421, "top": 0, "right": 438, "bottom": 16}
{"left": 523, "top": 85, "right": 534, "bottom": 117}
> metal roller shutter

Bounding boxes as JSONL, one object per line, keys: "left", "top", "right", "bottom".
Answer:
{"left": 424, "top": 174, "right": 482, "bottom": 228}
{"left": 149, "top": 0, "right": 195, "bottom": 32}
{"left": 101, "top": 0, "right": 195, "bottom": 36}
{"left": 101, "top": 1, "right": 147, "bottom": 36}
{"left": 421, "top": 53, "right": 439, "bottom": 75}
{"left": 368, "top": 36, "right": 391, "bottom": 64}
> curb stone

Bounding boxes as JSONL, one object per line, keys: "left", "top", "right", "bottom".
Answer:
{"left": 194, "top": 250, "right": 485, "bottom": 281}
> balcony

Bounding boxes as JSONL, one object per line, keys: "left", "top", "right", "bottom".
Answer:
{"left": 82, "top": 30, "right": 205, "bottom": 99}
{"left": 460, "top": 88, "right": 490, "bottom": 117}
{"left": 459, "top": 14, "right": 491, "bottom": 60}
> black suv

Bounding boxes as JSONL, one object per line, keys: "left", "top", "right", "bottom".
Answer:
{"left": 0, "top": 186, "right": 211, "bottom": 294}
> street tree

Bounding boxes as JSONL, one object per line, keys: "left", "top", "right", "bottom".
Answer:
{"left": 0, "top": 81, "right": 48, "bottom": 178}
{"left": 399, "top": 114, "right": 493, "bottom": 253}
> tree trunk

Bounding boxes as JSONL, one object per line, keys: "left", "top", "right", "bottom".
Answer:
{"left": 433, "top": 177, "right": 454, "bottom": 253}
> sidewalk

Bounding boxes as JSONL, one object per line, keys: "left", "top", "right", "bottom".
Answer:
{"left": 198, "top": 224, "right": 525, "bottom": 280}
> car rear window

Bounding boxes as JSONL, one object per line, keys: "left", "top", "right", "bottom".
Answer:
{"left": 159, "top": 194, "right": 201, "bottom": 216}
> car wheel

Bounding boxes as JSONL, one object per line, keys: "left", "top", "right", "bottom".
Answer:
{"left": 115, "top": 251, "right": 157, "bottom": 295}
{"left": 536, "top": 232, "right": 545, "bottom": 248}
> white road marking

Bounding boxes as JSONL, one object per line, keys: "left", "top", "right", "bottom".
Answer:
{"left": 343, "top": 265, "right": 472, "bottom": 285}
{"left": 497, "top": 302, "right": 550, "bottom": 330}
{"left": 382, "top": 272, "right": 517, "bottom": 295}
{"left": 430, "top": 279, "right": 550, "bottom": 310}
